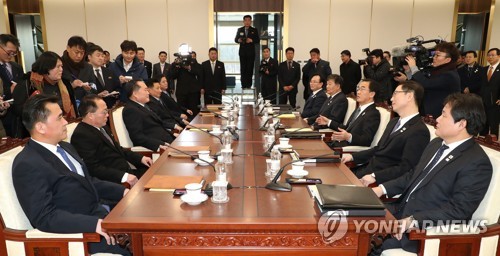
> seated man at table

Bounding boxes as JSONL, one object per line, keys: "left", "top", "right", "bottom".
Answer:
{"left": 145, "top": 79, "right": 184, "bottom": 131}
{"left": 12, "top": 94, "right": 130, "bottom": 255}
{"left": 310, "top": 74, "right": 347, "bottom": 128}
{"left": 329, "top": 79, "right": 381, "bottom": 148}
{"left": 301, "top": 74, "right": 327, "bottom": 122}
{"left": 371, "top": 93, "right": 492, "bottom": 255}
{"left": 71, "top": 95, "right": 152, "bottom": 187}
{"left": 122, "top": 79, "right": 175, "bottom": 151}
{"left": 342, "top": 80, "right": 430, "bottom": 185}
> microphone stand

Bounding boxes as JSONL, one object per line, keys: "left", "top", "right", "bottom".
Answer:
{"left": 186, "top": 123, "right": 223, "bottom": 144}
{"left": 265, "top": 152, "right": 340, "bottom": 192}
{"left": 262, "top": 140, "right": 277, "bottom": 157}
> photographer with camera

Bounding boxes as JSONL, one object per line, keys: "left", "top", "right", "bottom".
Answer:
{"left": 394, "top": 42, "right": 460, "bottom": 118}
{"left": 171, "top": 46, "right": 202, "bottom": 116}
{"left": 259, "top": 47, "right": 278, "bottom": 104}
{"left": 363, "top": 49, "right": 392, "bottom": 102}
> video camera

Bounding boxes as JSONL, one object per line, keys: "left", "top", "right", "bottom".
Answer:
{"left": 358, "top": 48, "right": 372, "bottom": 66}
{"left": 259, "top": 59, "right": 270, "bottom": 73}
{"left": 391, "top": 36, "right": 443, "bottom": 75}
{"left": 173, "top": 43, "right": 193, "bottom": 67}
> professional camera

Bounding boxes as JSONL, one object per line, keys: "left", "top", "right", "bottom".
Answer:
{"left": 173, "top": 43, "right": 193, "bottom": 67}
{"left": 259, "top": 60, "right": 269, "bottom": 73}
{"left": 391, "top": 36, "right": 444, "bottom": 75}
{"left": 358, "top": 48, "right": 372, "bottom": 66}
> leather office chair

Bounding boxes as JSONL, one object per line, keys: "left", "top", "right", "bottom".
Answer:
{"left": 63, "top": 119, "right": 80, "bottom": 143}
{"left": 343, "top": 97, "right": 357, "bottom": 126}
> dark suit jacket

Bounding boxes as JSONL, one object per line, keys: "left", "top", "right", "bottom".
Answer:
{"left": 152, "top": 62, "right": 171, "bottom": 80}
{"left": 335, "top": 103, "right": 380, "bottom": 147}
{"left": 71, "top": 122, "right": 145, "bottom": 183}
{"left": 201, "top": 60, "right": 226, "bottom": 92}
{"left": 146, "top": 95, "right": 179, "bottom": 129}
{"left": 61, "top": 61, "right": 96, "bottom": 101}
{"left": 302, "top": 59, "right": 332, "bottom": 100}
{"left": 457, "top": 63, "right": 481, "bottom": 94}
{"left": 0, "top": 61, "right": 24, "bottom": 100}
{"left": 93, "top": 67, "right": 120, "bottom": 108}
{"left": 480, "top": 64, "right": 500, "bottom": 107}
{"left": 122, "top": 100, "right": 174, "bottom": 151}
{"left": 259, "top": 58, "right": 279, "bottom": 93}
{"left": 384, "top": 138, "right": 492, "bottom": 227}
{"left": 301, "top": 90, "right": 327, "bottom": 119}
{"left": 339, "top": 59, "right": 361, "bottom": 95}
{"left": 12, "top": 140, "right": 125, "bottom": 233}
{"left": 234, "top": 26, "right": 259, "bottom": 56}
{"left": 142, "top": 60, "right": 153, "bottom": 78}
{"left": 278, "top": 60, "right": 300, "bottom": 93}
{"left": 353, "top": 115, "right": 430, "bottom": 183}
{"left": 171, "top": 60, "right": 202, "bottom": 96}
{"left": 363, "top": 59, "right": 392, "bottom": 101}
{"left": 160, "top": 91, "right": 186, "bottom": 117}
{"left": 308, "top": 92, "right": 347, "bottom": 128}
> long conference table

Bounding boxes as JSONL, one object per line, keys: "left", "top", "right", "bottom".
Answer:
{"left": 103, "top": 105, "right": 395, "bottom": 255}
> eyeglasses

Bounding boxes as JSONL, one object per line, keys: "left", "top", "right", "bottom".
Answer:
{"left": 356, "top": 86, "right": 368, "bottom": 91}
{"left": 0, "top": 45, "right": 17, "bottom": 57}
{"left": 392, "top": 90, "right": 408, "bottom": 96}
{"left": 487, "top": 54, "right": 498, "bottom": 57}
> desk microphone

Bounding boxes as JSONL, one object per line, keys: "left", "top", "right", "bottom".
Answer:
{"left": 201, "top": 107, "right": 229, "bottom": 120}
{"left": 186, "top": 123, "right": 223, "bottom": 144}
{"left": 265, "top": 151, "right": 340, "bottom": 192}
{"left": 226, "top": 126, "right": 239, "bottom": 140}
{"left": 262, "top": 140, "right": 277, "bottom": 157}
{"left": 258, "top": 113, "right": 280, "bottom": 131}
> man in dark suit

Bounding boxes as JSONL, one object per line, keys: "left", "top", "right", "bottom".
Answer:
{"left": 12, "top": 94, "right": 130, "bottom": 255}
{"left": 457, "top": 50, "right": 481, "bottom": 95}
{"left": 259, "top": 47, "right": 279, "bottom": 104}
{"left": 201, "top": 47, "right": 226, "bottom": 105}
{"left": 339, "top": 50, "right": 361, "bottom": 96}
{"left": 137, "top": 47, "right": 153, "bottom": 78}
{"left": 302, "top": 48, "right": 332, "bottom": 100}
{"left": 330, "top": 79, "right": 381, "bottom": 147}
{"left": 311, "top": 74, "right": 347, "bottom": 128}
{"left": 235, "top": 15, "right": 259, "bottom": 89}
{"left": 0, "top": 34, "right": 24, "bottom": 137}
{"left": 372, "top": 93, "right": 492, "bottom": 255}
{"left": 122, "top": 79, "right": 175, "bottom": 151}
{"left": 301, "top": 74, "right": 328, "bottom": 121}
{"left": 152, "top": 51, "right": 171, "bottom": 80}
{"left": 158, "top": 74, "right": 193, "bottom": 121}
{"left": 146, "top": 79, "right": 184, "bottom": 130}
{"left": 61, "top": 36, "right": 96, "bottom": 102}
{"left": 278, "top": 47, "right": 300, "bottom": 108}
{"left": 342, "top": 80, "right": 430, "bottom": 185}
{"left": 86, "top": 44, "right": 120, "bottom": 108}
{"left": 171, "top": 51, "right": 203, "bottom": 116}
{"left": 480, "top": 48, "right": 500, "bottom": 138}
{"left": 71, "top": 95, "right": 152, "bottom": 187}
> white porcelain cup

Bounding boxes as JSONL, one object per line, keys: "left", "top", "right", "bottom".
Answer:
{"left": 279, "top": 138, "right": 289, "bottom": 147}
{"left": 185, "top": 183, "right": 202, "bottom": 195}
{"left": 292, "top": 161, "right": 305, "bottom": 172}
{"left": 212, "top": 125, "right": 221, "bottom": 133}
{"left": 197, "top": 150, "right": 211, "bottom": 160}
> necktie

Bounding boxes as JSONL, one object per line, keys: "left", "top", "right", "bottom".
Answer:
{"left": 487, "top": 66, "right": 494, "bottom": 81}
{"left": 211, "top": 62, "right": 215, "bottom": 74}
{"left": 56, "top": 146, "right": 78, "bottom": 173}
{"left": 390, "top": 119, "right": 402, "bottom": 134}
{"left": 95, "top": 69, "right": 105, "bottom": 86}
{"left": 100, "top": 127, "right": 114, "bottom": 145}
{"left": 160, "top": 64, "right": 164, "bottom": 74}
{"left": 347, "top": 107, "right": 361, "bottom": 128}
{"left": 404, "top": 144, "right": 449, "bottom": 202}
{"left": 288, "top": 61, "right": 292, "bottom": 70}
{"left": 245, "top": 28, "right": 248, "bottom": 36}
{"left": 0, "top": 63, "right": 13, "bottom": 81}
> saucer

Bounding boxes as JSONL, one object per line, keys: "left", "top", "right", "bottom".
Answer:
{"left": 278, "top": 144, "right": 293, "bottom": 149}
{"left": 209, "top": 130, "right": 223, "bottom": 135}
{"left": 287, "top": 169, "right": 309, "bottom": 178}
{"left": 194, "top": 158, "right": 214, "bottom": 166}
{"left": 181, "top": 193, "right": 208, "bottom": 206}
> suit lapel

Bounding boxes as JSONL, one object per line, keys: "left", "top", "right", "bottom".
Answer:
{"left": 348, "top": 104, "right": 375, "bottom": 130}
{"left": 132, "top": 100, "right": 163, "bottom": 124}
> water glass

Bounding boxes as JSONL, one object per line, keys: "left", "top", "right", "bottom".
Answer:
{"left": 211, "top": 181, "right": 229, "bottom": 203}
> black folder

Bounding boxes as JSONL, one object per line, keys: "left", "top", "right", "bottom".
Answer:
{"left": 281, "top": 131, "right": 323, "bottom": 139}
{"left": 315, "top": 184, "right": 386, "bottom": 216}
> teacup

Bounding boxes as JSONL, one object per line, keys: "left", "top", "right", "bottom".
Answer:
{"left": 197, "top": 150, "right": 211, "bottom": 160}
{"left": 185, "top": 183, "right": 202, "bottom": 195}
{"left": 292, "top": 161, "right": 305, "bottom": 172}
{"left": 279, "top": 137, "right": 290, "bottom": 147}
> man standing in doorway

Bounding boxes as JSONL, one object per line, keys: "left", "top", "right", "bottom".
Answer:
{"left": 235, "top": 15, "right": 259, "bottom": 89}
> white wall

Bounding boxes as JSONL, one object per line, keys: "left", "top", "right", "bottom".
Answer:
{"left": 0, "top": 0, "right": 8, "bottom": 34}
{"left": 488, "top": 1, "right": 500, "bottom": 51}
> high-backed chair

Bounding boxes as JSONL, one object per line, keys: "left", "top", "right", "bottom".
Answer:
{"left": 342, "top": 106, "right": 392, "bottom": 152}
{"left": 0, "top": 141, "right": 122, "bottom": 256}
{"left": 108, "top": 105, "right": 160, "bottom": 161}
{"left": 381, "top": 144, "right": 500, "bottom": 256}
{"left": 63, "top": 120, "right": 80, "bottom": 143}
{"left": 343, "top": 97, "right": 357, "bottom": 125}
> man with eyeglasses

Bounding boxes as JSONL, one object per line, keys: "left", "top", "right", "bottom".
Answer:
{"left": 480, "top": 48, "right": 500, "bottom": 138}
{"left": 394, "top": 42, "right": 461, "bottom": 118}
{"left": 342, "top": 80, "right": 430, "bottom": 186}
{"left": 0, "top": 34, "right": 24, "bottom": 137}
{"left": 71, "top": 95, "right": 151, "bottom": 187}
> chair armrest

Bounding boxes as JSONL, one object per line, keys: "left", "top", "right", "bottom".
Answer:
{"left": 3, "top": 228, "right": 100, "bottom": 242}
{"left": 131, "top": 146, "right": 153, "bottom": 152}
{"left": 342, "top": 146, "right": 370, "bottom": 153}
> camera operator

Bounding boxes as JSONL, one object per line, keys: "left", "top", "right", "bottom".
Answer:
{"left": 363, "top": 49, "right": 392, "bottom": 102}
{"left": 171, "top": 50, "right": 202, "bottom": 116}
{"left": 394, "top": 42, "right": 460, "bottom": 118}
{"left": 259, "top": 47, "right": 278, "bottom": 104}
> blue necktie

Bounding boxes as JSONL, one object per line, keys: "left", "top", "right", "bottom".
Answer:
{"left": 56, "top": 146, "right": 77, "bottom": 173}
{"left": 390, "top": 119, "right": 401, "bottom": 134}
